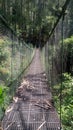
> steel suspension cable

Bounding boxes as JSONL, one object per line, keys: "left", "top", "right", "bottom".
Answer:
{"left": 44, "top": 1, "right": 71, "bottom": 129}
{"left": 48, "top": 0, "right": 71, "bottom": 39}
{"left": 60, "top": 14, "right": 64, "bottom": 130}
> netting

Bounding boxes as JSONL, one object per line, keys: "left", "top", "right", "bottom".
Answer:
{"left": 0, "top": 0, "right": 73, "bottom": 129}
{"left": 0, "top": 15, "right": 34, "bottom": 94}
{"left": 41, "top": 0, "right": 73, "bottom": 129}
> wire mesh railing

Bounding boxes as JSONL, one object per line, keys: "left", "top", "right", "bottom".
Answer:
{"left": 2, "top": 121, "right": 60, "bottom": 130}
{"left": 41, "top": 0, "right": 73, "bottom": 130}
{"left": 0, "top": 15, "right": 34, "bottom": 92}
{"left": 0, "top": 0, "right": 73, "bottom": 130}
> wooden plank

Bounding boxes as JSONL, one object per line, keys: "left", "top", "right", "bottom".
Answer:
{"left": 36, "top": 121, "right": 46, "bottom": 130}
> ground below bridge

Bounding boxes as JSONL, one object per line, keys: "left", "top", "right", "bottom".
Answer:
{"left": 2, "top": 49, "right": 60, "bottom": 130}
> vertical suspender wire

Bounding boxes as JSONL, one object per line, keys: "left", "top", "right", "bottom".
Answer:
{"left": 51, "top": 34, "right": 54, "bottom": 87}
{"left": 60, "top": 14, "right": 64, "bottom": 130}
{"left": 11, "top": 32, "right": 14, "bottom": 96}
{"left": 47, "top": 41, "right": 50, "bottom": 85}
{"left": 11, "top": 33, "right": 13, "bottom": 81}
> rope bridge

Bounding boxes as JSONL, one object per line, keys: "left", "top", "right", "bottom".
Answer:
{"left": 0, "top": 0, "right": 72, "bottom": 130}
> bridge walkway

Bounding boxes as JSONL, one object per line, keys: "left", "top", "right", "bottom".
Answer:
{"left": 2, "top": 49, "right": 60, "bottom": 130}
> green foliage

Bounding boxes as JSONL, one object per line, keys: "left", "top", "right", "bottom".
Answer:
{"left": 68, "top": 0, "right": 73, "bottom": 36}
{"left": 0, "top": 0, "right": 57, "bottom": 46}
{"left": 53, "top": 73, "right": 73, "bottom": 130}
{"left": 0, "top": 85, "right": 10, "bottom": 120}
{"left": 0, "top": 47, "right": 7, "bottom": 64}
{"left": 63, "top": 36, "right": 73, "bottom": 55}
{"left": 63, "top": 36, "right": 73, "bottom": 73}
{"left": 0, "top": 37, "right": 11, "bottom": 84}
{"left": 0, "top": 38, "right": 7, "bottom": 67}
{"left": 56, "top": 36, "right": 73, "bottom": 74}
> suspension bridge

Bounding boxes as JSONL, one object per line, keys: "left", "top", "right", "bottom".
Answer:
{"left": 2, "top": 49, "right": 60, "bottom": 130}
{"left": 0, "top": 0, "right": 72, "bottom": 130}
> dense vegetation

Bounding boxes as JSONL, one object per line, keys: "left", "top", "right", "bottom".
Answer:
{"left": 0, "top": 37, "right": 11, "bottom": 84}
{"left": 0, "top": 85, "right": 10, "bottom": 120}
{"left": 0, "top": 0, "right": 73, "bottom": 130}
{"left": 53, "top": 73, "right": 73, "bottom": 130}
{"left": 46, "top": 36, "right": 73, "bottom": 130}
{"left": 57, "top": 36, "right": 73, "bottom": 130}
{"left": 0, "top": 36, "right": 34, "bottom": 120}
{"left": 0, "top": 0, "right": 65, "bottom": 47}
{"left": 41, "top": 1, "right": 73, "bottom": 129}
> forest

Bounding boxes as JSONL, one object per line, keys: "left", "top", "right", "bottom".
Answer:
{"left": 0, "top": 0, "right": 73, "bottom": 130}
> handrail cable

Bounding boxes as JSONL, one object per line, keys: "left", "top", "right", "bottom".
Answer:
{"left": 48, "top": 0, "right": 71, "bottom": 39}
{"left": 0, "top": 14, "right": 17, "bottom": 36}
{"left": 46, "top": 1, "right": 71, "bottom": 129}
